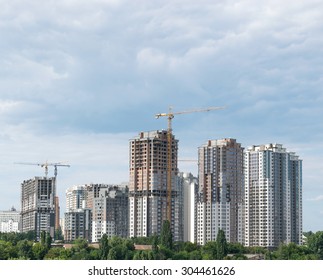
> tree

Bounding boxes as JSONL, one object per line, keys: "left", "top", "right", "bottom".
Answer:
{"left": 216, "top": 229, "right": 228, "bottom": 260}
{"left": 32, "top": 243, "right": 47, "bottom": 260}
{"left": 71, "top": 238, "right": 90, "bottom": 260}
{"left": 160, "top": 220, "right": 173, "bottom": 249}
{"left": 40, "top": 231, "right": 46, "bottom": 246}
{"left": 99, "top": 234, "right": 110, "bottom": 260}
{"left": 55, "top": 227, "right": 64, "bottom": 241}
{"left": 17, "top": 240, "right": 34, "bottom": 259}
{"left": 152, "top": 234, "right": 159, "bottom": 253}
{"left": 45, "top": 233, "right": 52, "bottom": 250}
{"left": 308, "top": 231, "right": 323, "bottom": 259}
{"left": 44, "top": 247, "right": 65, "bottom": 260}
{"left": 202, "top": 241, "right": 217, "bottom": 259}
{"left": 107, "top": 247, "right": 118, "bottom": 260}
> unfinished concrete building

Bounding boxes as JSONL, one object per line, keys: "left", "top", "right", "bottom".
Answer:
{"left": 197, "top": 139, "right": 244, "bottom": 245}
{"left": 21, "top": 177, "right": 56, "bottom": 239}
{"left": 129, "top": 130, "right": 183, "bottom": 241}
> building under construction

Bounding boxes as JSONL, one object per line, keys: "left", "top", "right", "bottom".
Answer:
{"left": 21, "top": 177, "right": 56, "bottom": 239}
{"left": 129, "top": 130, "right": 183, "bottom": 241}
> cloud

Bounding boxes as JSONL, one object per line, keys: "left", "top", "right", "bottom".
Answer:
{"left": 1, "top": 0, "right": 323, "bottom": 230}
{"left": 308, "top": 196, "right": 323, "bottom": 202}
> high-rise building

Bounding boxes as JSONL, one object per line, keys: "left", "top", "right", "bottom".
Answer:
{"left": 0, "top": 207, "right": 21, "bottom": 233}
{"left": 64, "top": 184, "right": 93, "bottom": 242}
{"left": 21, "top": 177, "right": 56, "bottom": 239}
{"left": 65, "top": 185, "right": 92, "bottom": 211}
{"left": 197, "top": 139, "right": 244, "bottom": 245}
{"left": 178, "top": 172, "right": 198, "bottom": 243}
{"left": 64, "top": 209, "right": 92, "bottom": 242}
{"left": 129, "top": 130, "right": 183, "bottom": 241}
{"left": 244, "top": 144, "right": 302, "bottom": 248}
{"left": 92, "top": 184, "right": 128, "bottom": 242}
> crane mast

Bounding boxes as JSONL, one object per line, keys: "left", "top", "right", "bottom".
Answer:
{"left": 155, "top": 106, "right": 224, "bottom": 222}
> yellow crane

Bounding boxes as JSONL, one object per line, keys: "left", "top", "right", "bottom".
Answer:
{"left": 14, "top": 161, "right": 70, "bottom": 178}
{"left": 155, "top": 106, "right": 224, "bottom": 222}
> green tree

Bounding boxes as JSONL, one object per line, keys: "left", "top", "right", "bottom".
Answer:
{"left": 105, "top": 236, "right": 135, "bottom": 260}
{"left": 44, "top": 247, "right": 65, "bottom": 260}
{"left": 107, "top": 247, "right": 118, "bottom": 260}
{"left": 201, "top": 241, "right": 217, "bottom": 259}
{"left": 152, "top": 234, "right": 159, "bottom": 253}
{"left": 216, "top": 229, "right": 228, "bottom": 260}
{"left": 227, "top": 242, "right": 245, "bottom": 254}
{"left": 40, "top": 231, "right": 46, "bottom": 246}
{"left": 71, "top": 238, "right": 90, "bottom": 260}
{"left": 32, "top": 243, "right": 47, "bottom": 260}
{"left": 17, "top": 240, "right": 34, "bottom": 259}
{"left": 55, "top": 227, "right": 64, "bottom": 241}
{"left": 160, "top": 220, "right": 173, "bottom": 249}
{"left": 183, "top": 242, "right": 199, "bottom": 253}
{"left": 308, "top": 231, "right": 323, "bottom": 259}
{"left": 99, "top": 234, "right": 110, "bottom": 260}
{"left": 45, "top": 233, "right": 52, "bottom": 250}
{"left": 0, "top": 241, "right": 12, "bottom": 260}
{"left": 189, "top": 250, "right": 202, "bottom": 260}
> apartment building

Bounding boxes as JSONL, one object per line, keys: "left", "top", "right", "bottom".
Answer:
{"left": 64, "top": 208, "right": 92, "bottom": 242}
{"left": 65, "top": 185, "right": 92, "bottom": 211}
{"left": 129, "top": 130, "right": 183, "bottom": 241}
{"left": 0, "top": 207, "right": 21, "bottom": 233}
{"left": 92, "top": 184, "right": 128, "bottom": 242}
{"left": 64, "top": 185, "right": 93, "bottom": 242}
{"left": 197, "top": 138, "right": 244, "bottom": 245}
{"left": 244, "top": 144, "right": 302, "bottom": 248}
{"left": 178, "top": 172, "right": 198, "bottom": 243}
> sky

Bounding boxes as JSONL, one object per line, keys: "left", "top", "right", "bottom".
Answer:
{"left": 0, "top": 0, "right": 323, "bottom": 232}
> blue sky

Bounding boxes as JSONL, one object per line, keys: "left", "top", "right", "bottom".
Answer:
{"left": 0, "top": 0, "right": 323, "bottom": 231}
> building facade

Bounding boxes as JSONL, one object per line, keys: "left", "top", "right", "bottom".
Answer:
{"left": 178, "top": 172, "right": 198, "bottom": 243}
{"left": 64, "top": 209, "right": 92, "bottom": 242}
{"left": 64, "top": 184, "right": 92, "bottom": 242}
{"left": 92, "top": 184, "right": 128, "bottom": 242}
{"left": 244, "top": 144, "right": 302, "bottom": 248}
{"left": 0, "top": 207, "right": 21, "bottom": 233}
{"left": 65, "top": 185, "right": 92, "bottom": 211}
{"left": 21, "top": 177, "right": 56, "bottom": 239}
{"left": 197, "top": 139, "right": 244, "bottom": 245}
{"left": 129, "top": 130, "right": 183, "bottom": 241}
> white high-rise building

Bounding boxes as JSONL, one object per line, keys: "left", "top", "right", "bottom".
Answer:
{"left": 129, "top": 130, "right": 183, "bottom": 241}
{"left": 244, "top": 144, "right": 302, "bottom": 248}
{"left": 65, "top": 185, "right": 92, "bottom": 211}
{"left": 178, "top": 172, "right": 198, "bottom": 243}
{"left": 64, "top": 184, "right": 92, "bottom": 242}
{"left": 0, "top": 207, "right": 21, "bottom": 233}
{"left": 197, "top": 139, "right": 244, "bottom": 245}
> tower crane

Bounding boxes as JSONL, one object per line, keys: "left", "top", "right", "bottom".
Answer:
{"left": 155, "top": 106, "right": 225, "bottom": 222}
{"left": 14, "top": 161, "right": 70, "bottom": 178}
{"left": 15, "top": 161, "right": 70, "bottom": 233}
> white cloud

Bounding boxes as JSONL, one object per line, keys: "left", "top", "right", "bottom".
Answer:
{"left": 0, "top": 0, "right": 323, "bottom": 230}
{"left": 308, "top": 196, "right": 323, "bottom": 202}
